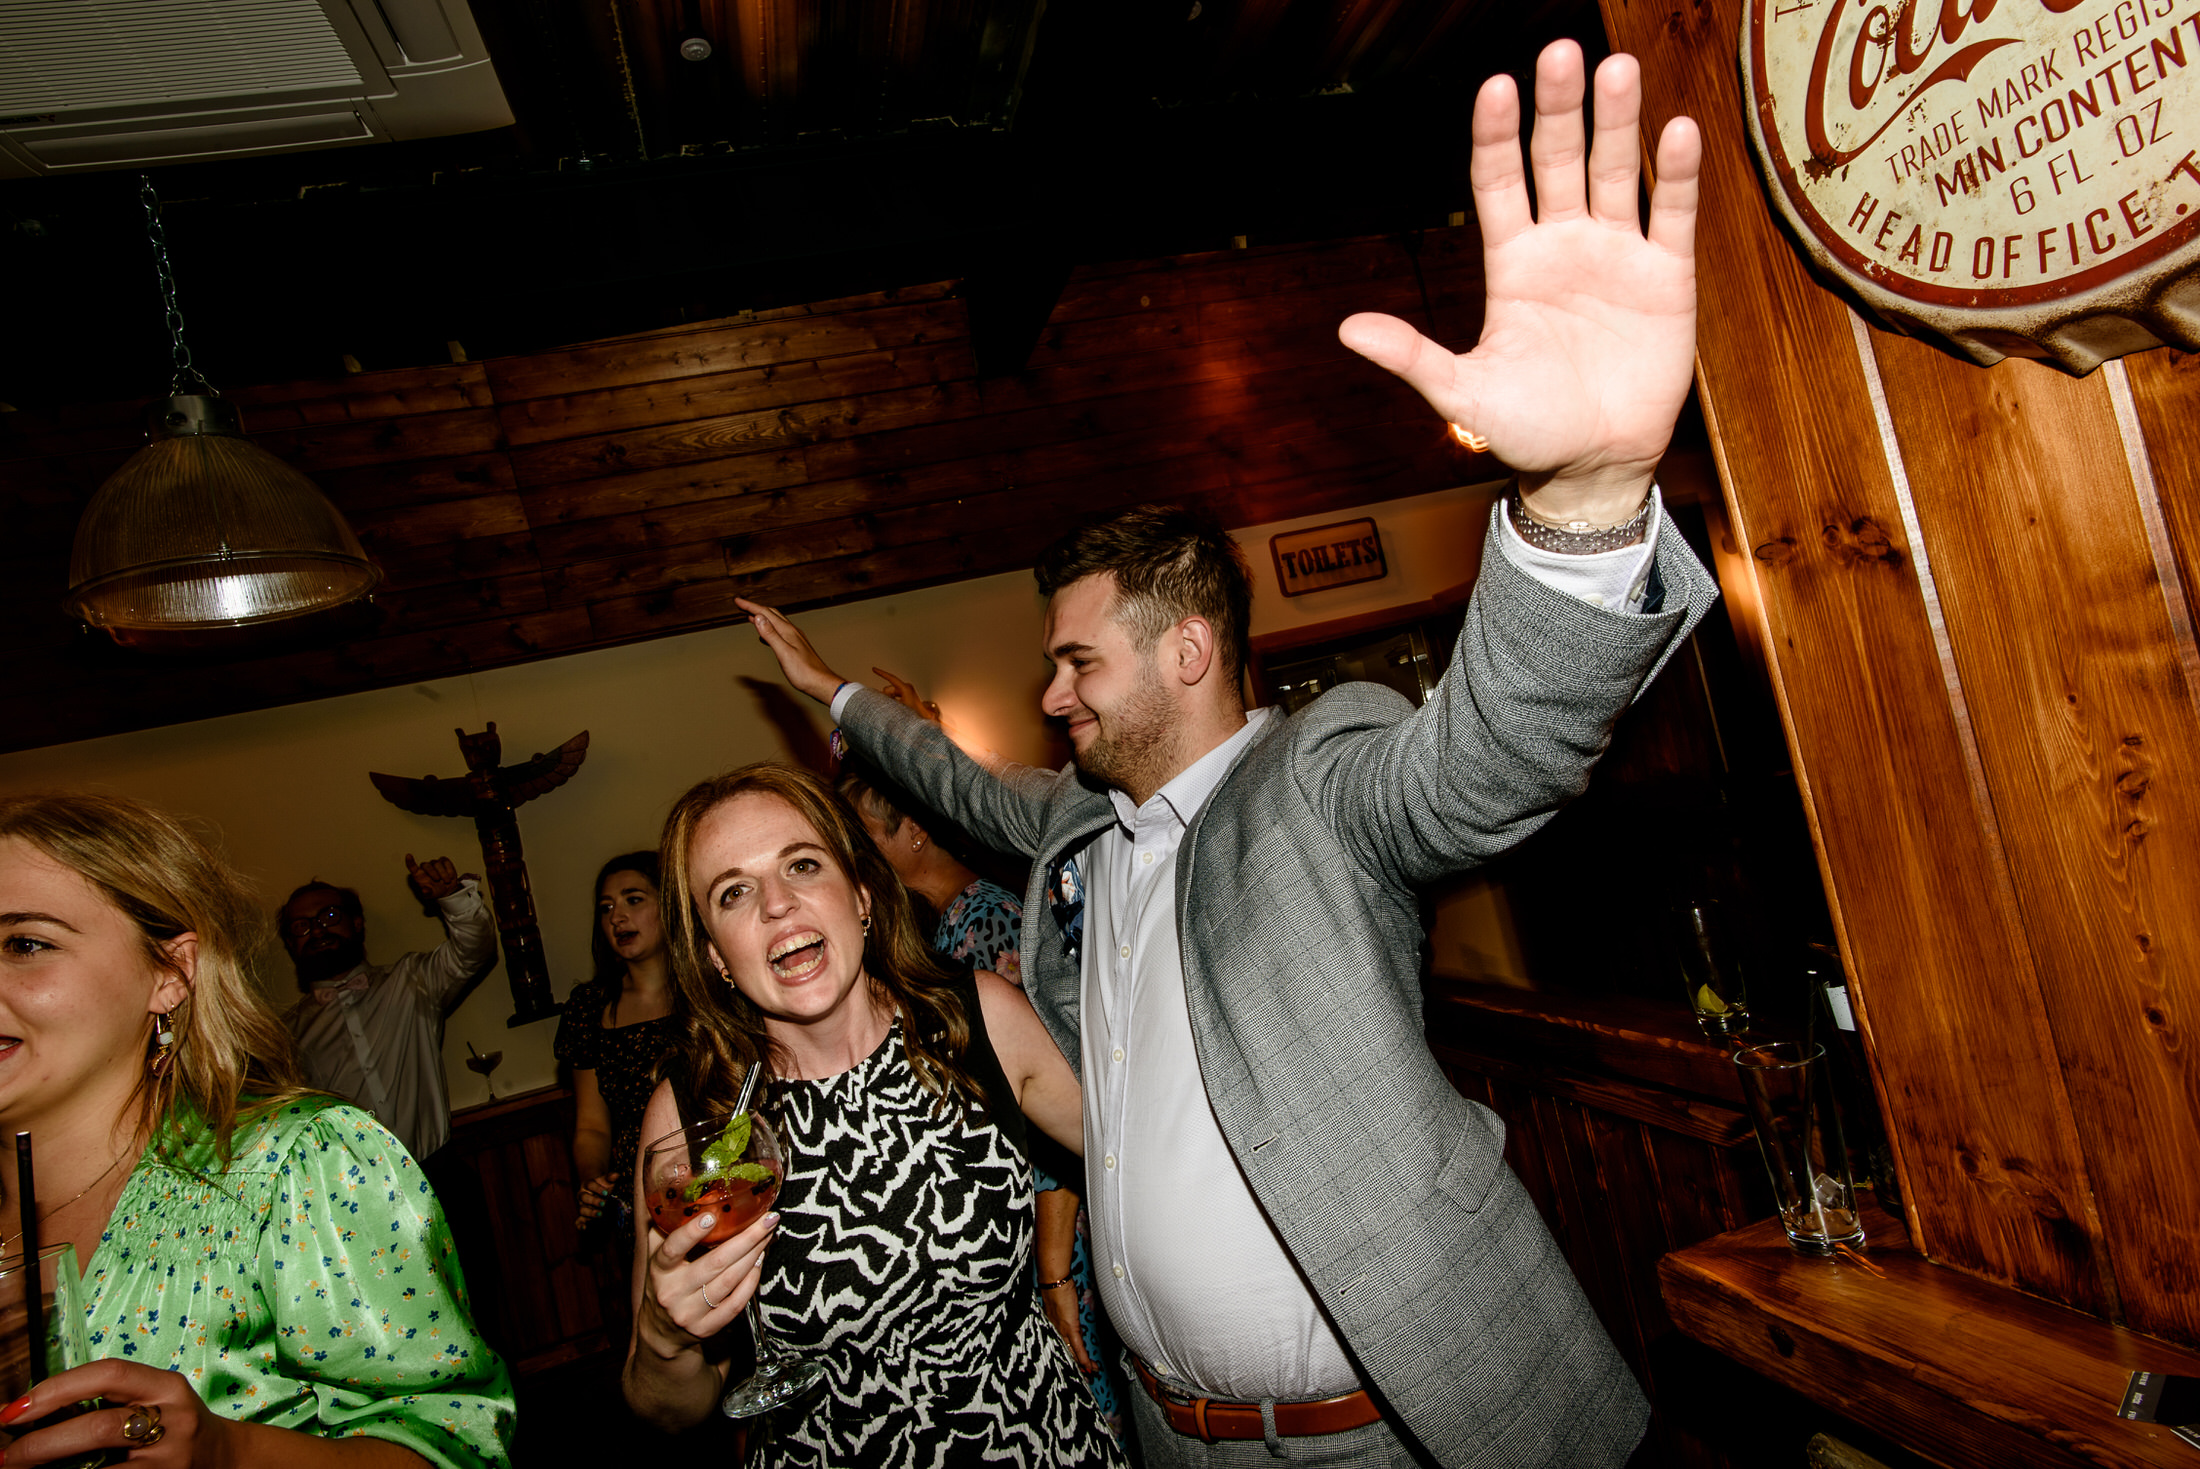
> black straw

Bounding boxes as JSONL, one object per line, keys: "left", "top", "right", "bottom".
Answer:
{"left": 15, "top": 1132, "right": 42, "bottom": 1384}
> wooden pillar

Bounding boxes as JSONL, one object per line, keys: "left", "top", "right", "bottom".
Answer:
{"left": 1600, "top": 0, "right": 2200, "bottom": 1343}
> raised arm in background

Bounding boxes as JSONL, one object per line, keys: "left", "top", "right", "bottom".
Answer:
{"left": 398, "top": 853, "right": 498, "bottom": 1014}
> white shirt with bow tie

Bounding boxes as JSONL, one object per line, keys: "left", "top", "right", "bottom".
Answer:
{"left": 281, "top": 879, "right": 498, "bottom": 1163}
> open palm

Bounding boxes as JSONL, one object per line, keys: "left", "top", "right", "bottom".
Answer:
{"left": 1341, "top": 43, "right": 1700, "bottom": 523}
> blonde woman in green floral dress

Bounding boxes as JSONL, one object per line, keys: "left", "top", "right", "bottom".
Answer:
{"left": 0, "top": 793, "right": 513, "bottom": 1469}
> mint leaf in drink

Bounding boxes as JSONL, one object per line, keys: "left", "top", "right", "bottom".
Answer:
{"left": 684, "top": 1113, "right": 756, "bottom": 1200}
{"left": 726, "top": 1162, "right": 774, "bottom": 1184}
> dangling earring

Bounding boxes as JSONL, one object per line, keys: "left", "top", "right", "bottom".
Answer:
{"left": 862, "top": 912, "right": 873, "bottom": 936}
{"left": 150, "top": 1008, "right": 177, "bottom": 1076}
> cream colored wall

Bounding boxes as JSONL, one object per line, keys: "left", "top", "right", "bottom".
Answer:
{"left": 1240, "top": 481, "right": 1502, "bottom": 638}
{"left": 0, "top": 480, "right": 1503, "bottom": 1115}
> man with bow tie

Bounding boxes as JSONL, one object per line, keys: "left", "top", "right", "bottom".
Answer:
{"left": 279, "top": 854, "right": 498, "bottom": 1165}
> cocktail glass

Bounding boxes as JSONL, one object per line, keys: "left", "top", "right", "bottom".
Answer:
{"left": 641, "top": 1111, "right": 824, "bottom": 1419}
{"left": 463, "top": 1045, "right": 503, "bottom": 1100}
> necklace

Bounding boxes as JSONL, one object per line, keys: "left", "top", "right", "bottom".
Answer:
{"left": 0, "top": 1147, "right": 132, "bottom": 1252}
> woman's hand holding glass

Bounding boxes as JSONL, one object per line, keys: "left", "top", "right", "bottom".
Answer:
{"left": 634, "top": 1198, "right": 780, "bottom": 1357}
{"left": 2, "top": 1358, "right": 231, "bottom": 1467}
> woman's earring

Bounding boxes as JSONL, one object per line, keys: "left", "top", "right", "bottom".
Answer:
{"left": 150, "top": 1009, "right": 177, "bottom": 1076}
{"left": 862, "top": 912, "right": 873, "bottom": 936}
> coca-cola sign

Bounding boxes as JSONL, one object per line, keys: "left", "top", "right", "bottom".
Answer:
{"left": 1744, "top": 0, "right": 2200, "bottom": 371}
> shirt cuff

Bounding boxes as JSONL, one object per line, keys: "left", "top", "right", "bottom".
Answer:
{"left": 1497, "top": 486, "right": 1665, "bottom": 614}
{"left": 829, "top": 681, "right": 859, "bottom": 722}
{"left": 437, "top": 878, "right": 485, "bottom": 914}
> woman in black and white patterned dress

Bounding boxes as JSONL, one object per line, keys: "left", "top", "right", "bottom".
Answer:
{"left": 621, "top": 763, "right": 1123, "bottom": 1469}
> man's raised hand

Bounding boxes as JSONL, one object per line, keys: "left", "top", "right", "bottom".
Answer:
{"left": 405, "top": 853, "right": 464, "bottom": 902}
{"left": 873, "top": 668, "right": 943, "bottom": 726}
{"left": 1338, "top": 42, "right": 1700, "bottom": 526}
{"left": 736, "top": 598, "right": 847, "bottom": 705}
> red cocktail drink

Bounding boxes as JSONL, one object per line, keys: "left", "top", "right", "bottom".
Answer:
{"left": 647, "top": 1163, "right": 781, "bottom": 1245}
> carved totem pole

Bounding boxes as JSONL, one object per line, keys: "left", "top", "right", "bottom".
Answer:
{"left": 370, "top": 723, "right": 589, "bottom": 1027}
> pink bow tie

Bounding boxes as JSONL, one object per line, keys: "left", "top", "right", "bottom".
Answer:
{"left": 312, "top": 971, "right": 371, "bottom": 1005}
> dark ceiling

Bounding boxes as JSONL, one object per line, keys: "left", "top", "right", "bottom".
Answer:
{"left": 0, "top": 0, "right": 1605, "bottom": 410}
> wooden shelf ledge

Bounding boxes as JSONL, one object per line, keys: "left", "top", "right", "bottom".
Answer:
{"left": 1427, "top": 978, "right": 1748, "bottom": 1105}
{"left": 1660, "top": 1203, "right": 2200, "bottom": 1468}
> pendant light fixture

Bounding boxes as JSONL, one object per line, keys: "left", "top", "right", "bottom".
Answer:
{"left": 63, "top": 177, "right": 380, "bottom": 647}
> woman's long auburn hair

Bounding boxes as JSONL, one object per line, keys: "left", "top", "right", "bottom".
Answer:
{"left": 658, "top": 763, "right": 985, "bottom": 1116}
{"left": 0, "top": 792, "right": 310, "bottom": 1166}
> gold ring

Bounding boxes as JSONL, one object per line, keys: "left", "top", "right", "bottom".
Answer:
{"left": 121, "top": 1402, "right": 166, "bottom": 1445}
{"left": 1448, "top": 423, "right": 1491, "bottom": 453}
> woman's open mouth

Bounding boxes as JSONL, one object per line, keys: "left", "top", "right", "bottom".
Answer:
{"left": 767, "top": 932, "right": 826, "bottom": 981}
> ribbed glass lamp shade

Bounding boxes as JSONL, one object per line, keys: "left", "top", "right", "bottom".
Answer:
{"left": 65, "top": 395, "right": 379, "bottom": 634}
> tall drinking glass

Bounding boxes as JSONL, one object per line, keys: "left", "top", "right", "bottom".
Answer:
{"left": 640, "top": 1112, "right": 824, "bottom": 1419}
{"left": 1732, "top": 1041, "right": 1866, "bottom": 1255}
{"left": 0, "top": 1243, "right": 102, "bottom": 1467}
{"left": 1670, "top": 898, "right": 1751, "bottom": 1040}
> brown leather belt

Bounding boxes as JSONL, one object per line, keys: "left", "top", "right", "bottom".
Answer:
{"left": 1132, "top": 1357, "right": 1381, "bottom": 1442}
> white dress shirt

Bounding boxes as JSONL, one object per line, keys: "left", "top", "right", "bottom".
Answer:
{"left": 281, "top": 880, "right": 498, "bottom": 1162}
{"left": 1077, "top": 707, "right": 1367, "bottom": 1401}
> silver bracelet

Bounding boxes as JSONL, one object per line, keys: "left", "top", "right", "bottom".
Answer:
{"left": 1509, "top": 486, "right": 1654, "bottom": 555}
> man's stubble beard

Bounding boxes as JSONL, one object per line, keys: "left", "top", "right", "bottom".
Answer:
{"left": 1075, "top": 656, "right": 1180, "bottom": 799}
{"left": 293, "top": 938, "right": 368, "bottom": 988}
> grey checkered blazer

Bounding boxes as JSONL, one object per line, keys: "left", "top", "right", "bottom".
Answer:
{"left": 840, "top": 507, "right": 1718, "bottom": 1467}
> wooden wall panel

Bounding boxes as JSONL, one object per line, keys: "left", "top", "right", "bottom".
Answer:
{"left": 497, "top": 343, "right": 976, "bottom": 447}
{"left": 227, "top": 363, "right": 495, "bottom": 423}
{"left": 317, "top": 453, "right": 520, "bottom": 515}
{"left": 1872, "top": 336, "right": 2200, "bottom": 1341}
{"left": 439, "top": 1086, "right": 616, "bottom": 1377}
{"left": 478, "top": 289, "right": 965, "bottom": 398}
{"left": 2125, "top": 349, "right": 2200, "bottom": 651}
{"left": 1602, "top": 0, "right": 2109, "bottom": 1313}
{"left": 0, "top": 235, "right": 1486, "bottom": 752}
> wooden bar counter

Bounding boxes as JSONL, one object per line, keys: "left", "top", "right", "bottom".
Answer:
{"left": 1660, "top": 1205, "right": 2200, "bottom": 1468}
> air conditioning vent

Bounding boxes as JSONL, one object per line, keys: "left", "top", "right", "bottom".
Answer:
{"left": 0, "top": 0, "right": 510, "bottom": 178}
{"left": 25, "top": 109, "right": 373, "bottom": 170}
{"left": 0, "top": 1, "right": 364, "bottom": 115}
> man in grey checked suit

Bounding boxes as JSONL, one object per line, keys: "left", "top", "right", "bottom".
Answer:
{"left": 742, "top": 39, "right": 1712, "bottom": 1468}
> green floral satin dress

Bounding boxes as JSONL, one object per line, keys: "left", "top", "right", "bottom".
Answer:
{"left": 82, "top": 1096, "right": 514, "bottom": 1468}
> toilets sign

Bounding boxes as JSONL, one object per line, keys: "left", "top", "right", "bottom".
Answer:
{"left": 1744, "top": 0, "right": 2200, "bottom": 370}
{"left": 1271, "top": 519, "right": 1387, "bottom": 597}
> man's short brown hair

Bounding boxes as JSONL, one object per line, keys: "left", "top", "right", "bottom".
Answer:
{"left": 1034, "top": 504, "right": 1254, "bottom": 686}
